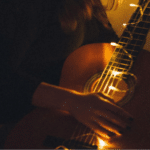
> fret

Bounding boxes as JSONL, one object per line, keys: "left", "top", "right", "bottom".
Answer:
{"left": 106, "top": 65, "right": 129, "bottom": 73}
{"left": 120, "top": 37, "right": 143, "bottom": 44}
{"left": 144, "top": 6, "right": 150, "bottom": 15}
{"left": 120, "top": 37, "right": 130, "bottom": 43}
{"left": 132, "top": 32, "right": 147, "bottom": 36}
{"left": 128, "top": 20, "right": 150, "bottom": 28}
{"left": 104, "top": 65, "right": 128, "bottom": 73}
{"left": 122, "top": 31, "right": 132, "bottom": 39}
{"left": 125, "top": 25, "right": 149, "bottom": 33}
{"left": 102, "top": 1, "right": 150, "bottom": 81}
{"left": 130, "top": 39, "right": 144, "bottom": 45}
{"left": 132, "top": 33, "right": 147, "bottom": 40}
{"left": 121, "top": 27, "right": 149, "bottom": 40}
{"left": 101, "top": 73, "right": 127, "bottom": 80}
{"left": 106, "top": 64, "right": 128, "bottom": 70}
{"left": 114, "top": 47, "right": 139, "bottom": 54}
{"left": 115, "top": 43, "right": 141, "bottom": 53}
{"left": 113, "top": 52, "right": 138, "bottom": 57}
{"left": 118, "top": 40, "right": 143, "bottom": 47}
{"left": 111, "top": 55, "right": 131, "bottom": 62}
{"left": 109, "top": 61, "right": 130, "bottom": 69}
{"left": 134, "top": 27, "right": 149, "bottom": 35}
{"left": 106, "top": 66, "right": 128, "bottom": 73}
{"left": 143, "top": 13, "right": 150, "bottom": 16}
{"left": 140, "top": 20, "right": 150, "bottom": 24}
{"left": 125, "top": 48, "right": 140, "bottom": 54}
{"left": 136, "top": 21, "right": 150, "bottom": 28}
{"left": 112, "top": 53, "right": 137, "bottom": 61}
{"left": 101, "top": 72, "right": 127, "bottom": 80}
{"left": 125, "top": 44, "right": 141, "bottom": 51}
{"left": 102, "top": 66, "right": 129, "bottom": 78}
{"left": 143, "top": 15, "right": 150, "bottom": 22}
{"left": 119, "top": 42, "right": 142, "bottom": 48}
{"left": 124, "top": 30, "right": 147, "bottom": 36}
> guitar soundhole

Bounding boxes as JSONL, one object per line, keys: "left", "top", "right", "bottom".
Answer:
{"left": 84, "top": 72, "right": 136, "bottom": 106}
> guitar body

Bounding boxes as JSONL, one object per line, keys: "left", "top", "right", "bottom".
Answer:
{"left": 4, "top": 43, "right": 150, "bottom": 149}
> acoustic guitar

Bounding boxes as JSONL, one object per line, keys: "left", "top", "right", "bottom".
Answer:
{"left": 4, "top": 0, "right": 150, "bottom": 149}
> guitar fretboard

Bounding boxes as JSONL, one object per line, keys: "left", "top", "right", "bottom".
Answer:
{"left": 103, "top": 0, "right": 150, "bottom": 78}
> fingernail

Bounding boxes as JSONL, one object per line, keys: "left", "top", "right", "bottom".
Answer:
{"left": 126, "top": 126, "right": 131, "bottom": 130}
{"left": 107, "top": 132, "right": 115, "bottom": 137}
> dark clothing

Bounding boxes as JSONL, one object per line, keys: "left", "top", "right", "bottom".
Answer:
{"left": 0, "top": 0, "right": 119, "bottom": 123}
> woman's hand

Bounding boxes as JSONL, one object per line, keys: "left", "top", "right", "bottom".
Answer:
{"left": 68, "top": 92, "right": 133, "bottom": 139}
{"left": 33, "top": 82, "right": 133, "bottom": 139}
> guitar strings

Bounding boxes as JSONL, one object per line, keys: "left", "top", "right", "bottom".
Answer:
{"left": 84, "top": 1, "right": 148, "bottom": 146}
{"left": 64, "top": 1, "right": 149, "bottom": 149}
{"left": 81, "top": 2, "right": 144, "bottom": 147}
{"left": 105, "top": 1, "right": 149, "bottom": 97}
{"left": 94, "top": 1, "right": 145, "bottom": 95}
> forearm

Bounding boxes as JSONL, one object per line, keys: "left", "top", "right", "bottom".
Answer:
{"left": 32, "top": 82, "right": 81, "bottom": 112}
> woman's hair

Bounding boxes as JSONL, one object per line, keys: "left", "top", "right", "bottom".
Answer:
{"left": 59, "top": 0, "right": 111, "bottom": 33}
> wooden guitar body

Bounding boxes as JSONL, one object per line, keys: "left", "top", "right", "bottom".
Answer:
{"left": 4, "top": 43, "right": 150, "bottom": 149}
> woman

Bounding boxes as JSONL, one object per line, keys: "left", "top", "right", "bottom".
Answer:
{"left": 0, "top": 0, "right": 133, "bottom": 140}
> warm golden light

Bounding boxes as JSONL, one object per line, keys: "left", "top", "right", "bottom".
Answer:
{"left": 98, "top": 138, "right": 106, "bottom": 149}
{"left": 109, "top": 86, "right": 118, "bottom": 91}
{"left": 55, "top": 145, "right": 68, "bottom": 150}
{"left": 112, "top": 71, "right": 121, "bottom": 76}
{"left": 130, "top": 3, "right": 139, "bottom": 7}
{"left": 123, "top": 23, "right": 127, "bottom": 27}
{"left": 110, "top": 42, "right": 123, "bottom": 48}
{"left": 110, "top": 42, "right": 118, "bottom": 46}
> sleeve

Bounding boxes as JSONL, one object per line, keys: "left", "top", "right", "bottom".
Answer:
{"left": 0, "top": 35, "right": 41, "bottom": 124}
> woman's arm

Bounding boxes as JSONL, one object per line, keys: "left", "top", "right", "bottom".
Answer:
{"left": 32, "top": 82, "right": 133, "bottom": 139}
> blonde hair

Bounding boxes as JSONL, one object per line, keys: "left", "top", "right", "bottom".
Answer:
{"left": 59, "top": 0, "right": 111, "bottom": 33}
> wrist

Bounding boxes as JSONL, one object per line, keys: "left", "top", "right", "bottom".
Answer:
{"left": 32, "top": 82, "right": 84, "bottom": 113}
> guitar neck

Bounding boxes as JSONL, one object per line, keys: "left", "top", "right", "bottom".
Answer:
{"left": 103, "top": 0, "right": 150, "bottom": 79}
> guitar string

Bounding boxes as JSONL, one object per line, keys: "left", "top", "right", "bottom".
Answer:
{"left": 104, "top": 45, "right": 134, "bottom": 96}
{"left": 95, "top": 2, "right": 146, "bottom": 95}
{"left": 84, "top": 1, "right": 148, "bottom": 146}
{"left": 54, "top": 3, "right": 150, "bottom": 150}
{"left": 107, "top": 2, "right": 150, "bottom": 97}
{"left": 62, "top": 1, "right": 150, "bottom": 149}
{"left": 93, "top": 1, "right": 150, "bottom": 95}
{"left": 87, "top": 3, "right": 148, "bottom": 146}
{"left": 100, "top": 0, "right": 150, "bottom": 93}
{"left": 93, "top": 1, "right": 149, "bottom": 147}
{"left": 95, "top": 4, "right": 141, "bottom": 92}
{"left": 81, "top": 3, "right": 143, "bottom": 146}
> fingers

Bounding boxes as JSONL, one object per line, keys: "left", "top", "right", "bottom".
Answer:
{"left": 86, "top": 120, "right": 116, "bottom": 139}
{"left": 95, "top": 93, "right": 134, "bottom": 121}
{"left": 105, "top": 102, "right": 134, "bottom": 121}
{"left": 94, "top": 116, "right": 123, "bottom": 136}
{"left": 99, "top": 110, "right": 132, "bottom": 128}
{"left": 87, "top": 114, "right": 132, "bottom": 139}
{"left": 94, "top": 94, "right": 134, "bottom": 121}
